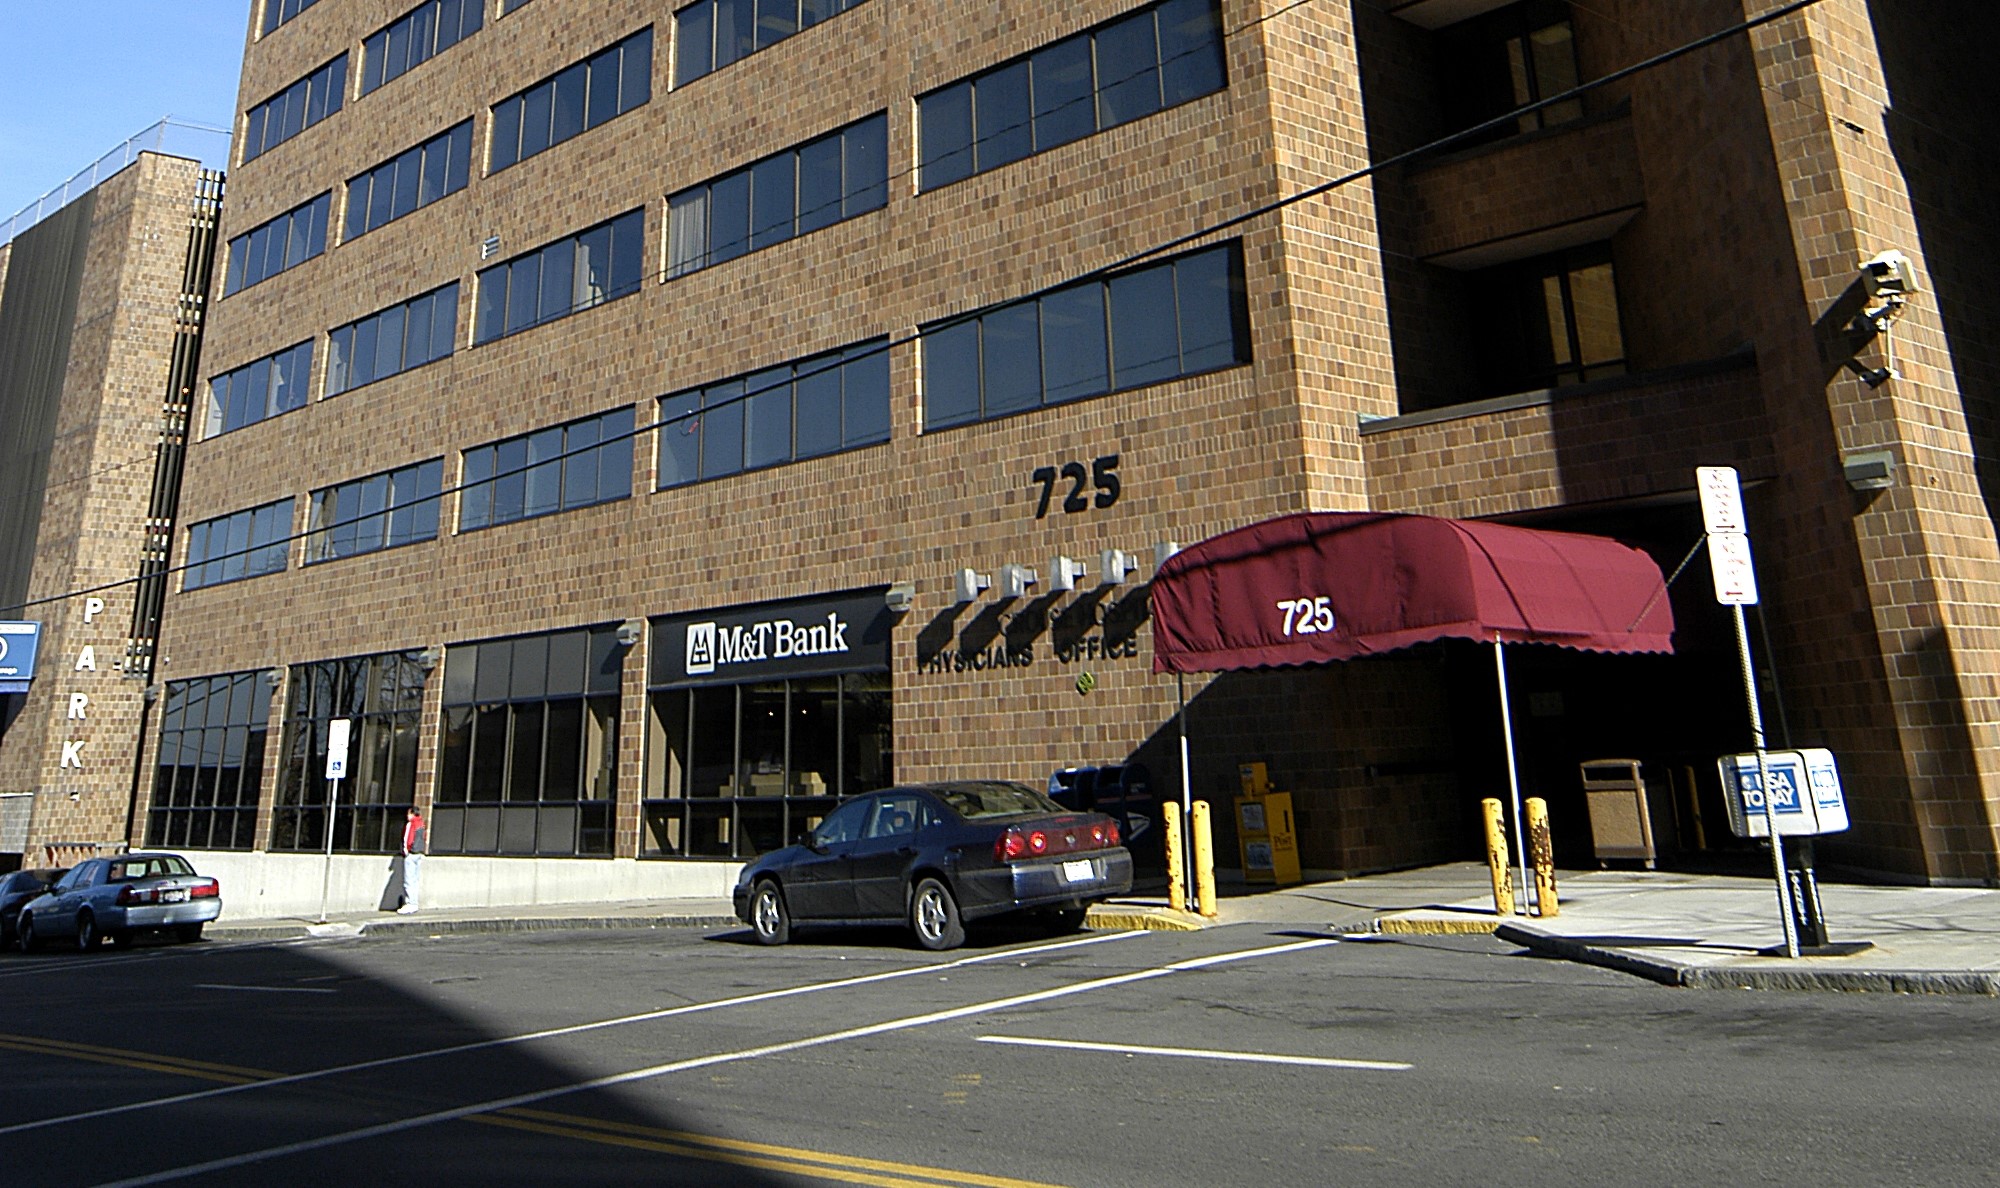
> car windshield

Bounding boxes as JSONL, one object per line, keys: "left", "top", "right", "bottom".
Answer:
{"left": 935, "top": 781, "right": 1066, "bottom": 820}
{"left": 109, "top": 855, "right": 195, "bottom": 882}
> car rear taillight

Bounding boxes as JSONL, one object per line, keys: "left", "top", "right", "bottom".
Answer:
{"left": 1027, "top": 830, "right": 1048, "bottom": 855}
{"left": 997, "top": 817, "right": 1122, "bottom": 862}
{"left": 191, "top": 879, "right": 219, "bottom": 899}
{"left": 1107, "top": 820, "right": 1120, "bottom": 847}
{"left": 116, "top": 886, "right": 144, "bottom": 906}
{"left": 997, "top": 829, "right": 1028, "bottom": 861}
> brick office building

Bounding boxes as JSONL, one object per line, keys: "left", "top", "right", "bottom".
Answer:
{"left": 137, "top": 0, "right": 1998, "bottom": 912}
{"left": 0, "top": 151, "right": 224, "bottom": 870}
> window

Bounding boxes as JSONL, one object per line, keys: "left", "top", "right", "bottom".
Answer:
{"left": 460, "top": 407, "right": 634, "bottom": 532}
{"left": 261, "top": 0, "right": 323, "bottom": 36}
{"left": 644, "top": 673, "right": 891, "bottom": 857}
{"left": 665, "top": 114, "right": 885, "bottom": 278}
{"left": 489, "top": 28, "right": 652, "bottom": 173}
{"left": 916, "top": 0, "right": 1224, "bottom": 191}
{"left": 223, "top": 192, "right": 331, "bottom": 295}
{"left": 146, "top": 671, "right": 275, "bottom": 852}
{"left": 1470, "top": 246, "right": 1625, "bottom": 392}
{"left": 361, "top": 0, "right": 483, "bottom": 95}
{"left": 327, "top": 282, "right": 459, "bottom": 395}
{"left": 271, "top": 652, "right": 427, "bottom": 853}
{"left": 1440, "top": 1, "right": 1584, "bottom": 141}
{"left": 433, "top": 627, "right": 622, "bottom": 857}
{"left": 305, "top": 459, "right": 444, "bottom": 564}
{"left": 344, "top": 122, "right": 472, "bottom": 242}
{"left": 204, "top": 341, "right": 312, "bottom": 439}
{"left": 242, "top": 56, "right": 347, "bottom": 163}
{"left": 921, "top": 240, "right": 1248, "bottom": 430}
{"left": 673, "top": 0, "right": 867, "bottom": 87}
{"left": 658, "top": 337, "right": 888, "bottom": 486}
{"left": 501, "top": 0, "right": 534, "bottom": 12}
{"left": 183, "top": 499, "right": 294, "bottom": 590}
{"left": 473, "top": 210, "right": 643, "bottom": 343}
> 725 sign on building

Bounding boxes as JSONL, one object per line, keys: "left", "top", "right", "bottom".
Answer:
{"left": 1276, "top": 597, "right": 1335, "bottom": 635}
{"left": 1029, "top": 455, "right": 1120, "bottom": 518}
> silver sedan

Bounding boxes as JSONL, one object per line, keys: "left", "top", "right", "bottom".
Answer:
{"left": 16, "top": 852, "right": 222, "bottom": 952}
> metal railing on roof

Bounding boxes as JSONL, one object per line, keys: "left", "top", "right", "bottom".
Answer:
{"left": 1, "top": 117, "right": 232, "bottom": 249}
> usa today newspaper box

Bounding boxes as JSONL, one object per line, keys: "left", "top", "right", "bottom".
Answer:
{"left": 1716, "top": 749, "right": 1849, "bottom": 838}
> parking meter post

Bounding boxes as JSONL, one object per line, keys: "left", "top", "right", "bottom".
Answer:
{"left": 1526, "top": 797, "right": 1559, "bottom": 918}
{"left": 1735, "top": 604, "right": 1799, "bottom": 958}
{"left": 1190, "top": 800, "right": 1218, "bottom": 919}
{"left": 1481, "top": 798, "right": 1514, "bottom": 917}
{"left": 1163, "top": 809, "right": 1187, "bottom": 913}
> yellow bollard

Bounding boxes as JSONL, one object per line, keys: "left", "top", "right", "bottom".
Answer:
{"left": 1481, "top": 798, "right": 1515, "bottom": 917}
{"left": 1163, "top": 808, "right": 1187, "bottom": 913}
{"left": 1526, "top": 797, "right": 1559, "bottom": 918}
{"left": 1191, "top": 800, "right": 1218, "bottom": 918}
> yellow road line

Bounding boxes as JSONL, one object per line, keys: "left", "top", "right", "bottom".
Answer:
{"left": 0, "top": 1033, "right": 278, "bottom": 1080}
{"left": 0, "top": 1039, "right": 264, "bottom": 1086}
{"left": 475, "top": 1110, "right": 1068, "bottom": 1188}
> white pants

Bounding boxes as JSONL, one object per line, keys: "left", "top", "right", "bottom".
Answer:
{"left": 403, "top": 852, "right": 422, "bottom": 909}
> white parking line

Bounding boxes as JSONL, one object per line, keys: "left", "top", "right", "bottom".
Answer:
{"left": 91, "top": 936, "right": 1338, "bottom": 1187}
{"left": 977, "top": 1035, "right": 1411, "bottom": 1071}
{"left": 194, "top": 984, "right": 338, "bottom": 995}
{"left": 0, "top": 928, "right": 1147, "bottom": 1138}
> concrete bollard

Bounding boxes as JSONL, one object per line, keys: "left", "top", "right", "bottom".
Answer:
{"left": 1481, "top": 798, "right": 1515, "bottom": 916}
{"left": 1526, "top": 796, "right": 1559, "bottom": 918}
{"left": 1190, "top": 800, "right": 1218, "bottom": 918}
{"left": 1164, "top": 808, "right": 1188, "bottom": 913}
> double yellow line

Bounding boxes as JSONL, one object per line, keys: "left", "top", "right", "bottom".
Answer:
{"left": 1, "top": 1034, "right": 1064, "bottom": 1188}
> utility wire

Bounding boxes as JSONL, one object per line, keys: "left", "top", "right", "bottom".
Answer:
{"left": 2, "top": 0, "right": 1826, "bottom": 620}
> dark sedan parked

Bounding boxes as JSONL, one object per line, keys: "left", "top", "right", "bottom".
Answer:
{"left": 733, "top": 781, "right": 1133, "bottom": 950}
{"left": 0, "top": 868, "right": 66, "bottom": 949}
{"left": 16, "top": 852, "right": 222, "bottom": 952}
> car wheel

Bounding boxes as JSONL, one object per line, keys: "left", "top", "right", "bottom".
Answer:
{"left": 910, "top": 877, "right": 965, "bottom": 951}
{"left": 750, "top": 881, "right": 790, "bottom": 946}
{"left": 75, "top": 911, "right": 99, "bottom": 952}
{"left": 175, "top": 923, "right": 205, "bottom": 944}
{"left": 1044, "top": 907, "right": 1089, "bottom": 935}
{"left": 17, "top": 914, "right": 40, "bottom": 954}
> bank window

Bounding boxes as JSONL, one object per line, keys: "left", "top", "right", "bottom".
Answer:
{"left": 658, "top": 337, "right": 889, "bottom": 487}
{"left": 643, "top": 673, "right": 891, "bottom": 858}
{"left": 183, "top": 499, "right": 294, "bottom": 591}
{"left": 271, "top": 651, "right": 427, "bottom": 854}
{"left": 345, "top": 122, "right": 472, "bottom": 242}
{"left": 472, "top": 210, "right": 644, "bottom": 344}
{"left": 921, "top": 240, "right": 1248, "bottom": 430}
{"left": 490, "top": 28, "right": 651, "bottom": 174}
{"left": 916, "top": 0, "right": 1224, "bottom": 192}
{"left": 361, "top": 0, "right": 483, "bottom": 96}
{"left": 242, "top": 56, "right": 347, "bottom": 163}
{"left": 261, "top": 0, "right": 323, "bottom": 37}
{"left": 1471, "top": 246, "right": 1625, "bottom": 392}
{"left": 204, "top": 340, "right": 312, "bottom": 440}
{"left": 223, "top": 192, "right": 331, "bottom": 296}
{"left": 327, "top": 282, "right": 459, "bottom": 396}
{"left": 673, "top": 0, "right": 868, "bottom": 88}
{"left": 305, "top": 459, "right": 444, "bottom": 564}
{"left": 460, "top": 407, "right": 634, "bottom": 532}
{"left": 665, "top": 113, "right": 885, "bottom": 278}
{"left": 1440, "top": 1, "right": 1583, "bottom": 142}
{"left": 146, "top": 670, "right": 275, "bottom": 852}
{"left": 433, "top": 626, "right": 622, "bottom": 857}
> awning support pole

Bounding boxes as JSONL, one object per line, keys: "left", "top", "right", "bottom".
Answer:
{"left": 1177, "top": 672, "right": 1195, "bottom": 905}
{"left": 1493, "top": 639, "right": 1531, "bottom": 914}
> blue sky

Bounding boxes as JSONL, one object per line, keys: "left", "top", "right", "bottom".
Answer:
{"left": 0, "top": 2, "right": 252, "bottom": 226}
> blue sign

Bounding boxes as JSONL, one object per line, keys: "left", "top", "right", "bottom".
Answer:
{"left": 0, "top": 622, "right": 43, "bottom": 694}
{"left": 1717, "top": 749, "right": 1848, "bottom": 838}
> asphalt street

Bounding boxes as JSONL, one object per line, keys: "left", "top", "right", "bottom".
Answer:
{"left": 3, "top": 920, "right": 1998, "bottom": 1186}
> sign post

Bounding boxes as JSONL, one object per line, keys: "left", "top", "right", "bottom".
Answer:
{"left": 1697, "top": 466, "right": 1799, "bottom": 958}
{"left": 317, "top": 718, "right": 353, "bottom": 924}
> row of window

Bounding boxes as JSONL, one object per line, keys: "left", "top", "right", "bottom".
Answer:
{"left": 460, "top": 408, "right": 636, "bottom": 532}
{"left": 490, "top": 28, "right": 653, "bottom": 173}
{"left": 305, "top": 459, "right": 445, "bottom": 565}
{"left": 243, "top": 56, "right": 348, "bottom": 165}
{"left": 183, "top": 500, "right": 294, "bottom": 591}
{"left": 260, "top": 0, "right": 323, "bottom": 37}
{"left": 224, "top": 192, "right": 330, "bottom": 296}
{"left": 660, "top": 340, "right": 889, "bottom": 485}
{"left": 146, "top": 671, "right": 274, "bottom": 854}
{"left": 206, "top": 341, "right": 313, "bottom": 438}
{"left": 362, "top": 0, "right": 484, "bottom": 96}
{"left": 345, "top": 122, "right": 473, "bottom": 242}
{"left": 326, "top": 282, "right": 460, "bottom": 396}
{"left": 665, "top": 113, "right": 885, "bottom": 278}
{"left": 673, "top": 0, "right": 869, "bottom": 88}
{"left": 472, "top": 210, "right": 645, "bottom": 345}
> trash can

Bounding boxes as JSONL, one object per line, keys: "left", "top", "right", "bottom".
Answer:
{"left": 1579, "top": 758, "right": 1656, "bottom": 868}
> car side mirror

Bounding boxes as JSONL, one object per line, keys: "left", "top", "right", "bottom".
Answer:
{"left": 803, "top": 832, "right": 829, "bottom": 853}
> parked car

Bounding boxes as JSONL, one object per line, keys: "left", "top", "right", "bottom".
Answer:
{"left": 0, "top": 868, "right": 66, "bottom": 949}
{"left": 734, "top": 780, "right": 1133, "bottom": 951}
{"left": 16, "top": 852, "right": 221, "bottom": 953}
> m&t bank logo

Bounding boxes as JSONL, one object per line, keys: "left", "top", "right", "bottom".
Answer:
{"left": 685, "top": 622, "right": 717, "bottom": 675}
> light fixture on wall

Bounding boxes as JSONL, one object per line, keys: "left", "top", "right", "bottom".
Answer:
{"left": 952, "top": 568, "right": 991, "bottom": 604}
{"left": 1048, "top": 556, "right": 1087, "bottom": 593}
{"left": 262, "top": 669, "right": 285, "bottom": 689}
{"left": 998, "top": 564, "right": 1038, "bottom": 599}
{"left": 614, "top": 619, "right": 645, "bottom": 647}
{"left": 884, "top": 582, "right": 916, "bottom": 613}
{"left": 1843, "top": 448, "right": 1898, "bottom": 492}
{"left": 1100, "top": 548, "right": 1139, "bottom": 586}
{"left": 1155, "top": 540, "right": 1182, "bottom": 570}
{"left": 415, "top": 646, "right": 443, "bottom": 671}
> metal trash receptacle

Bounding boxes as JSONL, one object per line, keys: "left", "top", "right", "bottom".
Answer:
{"left": 1579, "top": 758, "right": 1656, "bottom": 868}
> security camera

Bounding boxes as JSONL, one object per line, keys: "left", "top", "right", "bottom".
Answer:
{"left": 1860, "top": 250, "right": 1917, "bottom": 299}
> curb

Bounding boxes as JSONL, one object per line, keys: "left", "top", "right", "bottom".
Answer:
{"left": 1086, "top": 906, "right": 1209, "bottom": 933}
{"left": 1375, "top": 915, "right": 1501, "bottom": 936}
{"left": 209, "top": 914, "right": 743, "bottom": 943}
{"left": 1494, "top": 923, "right": 2000, "bottom": 995}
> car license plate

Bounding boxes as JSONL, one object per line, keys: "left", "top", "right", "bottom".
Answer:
{"left": 161, "top": 888, "right": 189, "bottom": 904}
{"left": 1061, "top": 860, "right": 1094, "bottom": 883}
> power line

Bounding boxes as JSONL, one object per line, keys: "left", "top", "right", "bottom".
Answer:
{"left": 2, "top": 0, "right": 1826, "bottom": 622}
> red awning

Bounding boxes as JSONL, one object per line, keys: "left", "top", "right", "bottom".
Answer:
{"left": 1151, "top": 512, "right": 1674, "bottom": 674}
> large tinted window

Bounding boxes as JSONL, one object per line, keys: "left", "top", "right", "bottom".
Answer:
{"left": 345, "top": 122, "right": 472, "bottom": 241}
{"left": 916, "top": 0, "right": 1224, "bottom": 191}
{"left": 921, "top": 240, "right": 1248, "bottom": 430}
{"left": 204, "top": 341, "right": 312, "bottom": 439}
{"left": 361, "top": 0, "right": 482, "bottom": 95}
{"left": 305, "top": 459, "right": 444, "bottom": 564}
{"left": 183, "top": 500, "right": 294, "bottom": 590}
{"left": 146, "top": 670, "right": 275, "bottom": 852}
{"left": 473, "top": 210, "right": 644, "bottom": 344}
{"left": 659, "top": 337, "right": 889, "bottom": 486}
{"left": 460, "top": 407, "right": 634, "bottom": 532}
{"left": 490, "top": 29, "right": 652, "bottom": 173}
{"left": 327, "top": 282, "right": 459, "bottom": 395}
{"left": 242, "top": 56, "right": 347, "bottom": 163}
{"left": 223, "top": 193, "right": 332, "bottom": 295}
{"left": 673, "top": 0, "right": 867, "bottom": 87}
{"left": 271, "top": 652, "right": 428, "bottom": 853}
{"left": 261, "top": 0, "right": 324, "bottom": 36}
{"left": 665, "top": 114, "right": 885, "bottom": 278}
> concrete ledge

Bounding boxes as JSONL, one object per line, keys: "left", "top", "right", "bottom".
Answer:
{"left": 1376, "top": 914, "right": 1502, "bottom": 936}
{"left": 206, "top": 913, "right": 742, "bottom": 943}
{"left": 1495, "top": 923, "right": 2000, "bottom": 995}
{"left": 1087, "top": 905, "right": 1209, "bottom": 932}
